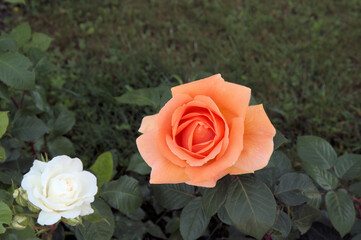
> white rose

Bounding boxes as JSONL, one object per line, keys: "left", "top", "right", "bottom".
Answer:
{"left": 21, "top": 155, "right": 98, "bottom": 225}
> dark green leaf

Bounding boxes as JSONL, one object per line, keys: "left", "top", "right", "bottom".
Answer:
{"left": 0, "top": 190, "right": 13, "bottom": 207}
{"left": 0, "top": 200, "right": 12, "bottom": 234}
{"left": 48, "top": 136, "right": 75, "bottom": 157}
{"left": 0, "top": 84, "right": 10, "bottom": 102}
{"left": 202, "top": 177, "right": 230, "bottom": 218}
{"left": 75, "top": 198, "right": 115, "bottom": 240}
{"left": 326, "top": 189, "right": 356, "bottom": 237}
{"left": 274, "top": 173, "right": 313, "bottom": 206}
{"left": 24, "top": 33, "right": 52, "bottom": 52}
{"left": 0, "top": 52, "right": 35, "bottom": 90}
{"left": 303, "top": 162, "right": 339, "bottom": 190}
{"left": 9, "top": 23, "right": 31, "bottom": 48}
{"left": 166, "top": 217, "right": 180, "bottom": 234}
{"left": 100, "top": 175, "right": 142, "bottom": 215}
{"left": 272, "top": 211, "right": 291, "bottom": 238}
{"left": 350, "top": 182, "right": 361, "bottom": 197}
{"left": 0, "top": 111, "right": 9, "bottom": 138}
{"left": 180, "top": 197, "right": 210, "bottom": 240}
{"left": 0, "top": 33, "right": 17, "bottom": 52}
{"left": 12, "top": 116, "right": 49, "bottom": 141}
{"left": 334, "top": 154, "right": 361, "bottom": 180}
{"left": 302, "top": 222, "right": 340, "bottom": 240}
{"left": 126, "top": 153, "right": 151, "bottom": 175}
{"left": 115, "top": 85, "right": 170, "bottom": 109}
{"left": 292, "top": 205, "right": 321, "bottom": 234}
{"left": 297, "top": 136, "right": 337, "bottom": 169}
{"left": 52, "top": 107, "right": 75, "bottom": 136}
{"left": 217, "top": 206, "right": 232, "bottom": 225}
{"left": 145, "top": 220, "right": 167, "bottom": 239}
{"left": 152, "top": 183, "right": 195, "bottom": 210}
{"left": 225, "top": 176, "right": 277, "bottom": 240}
{"left": 90, "top": 152, "right": 113, "bottom": 188}
{"left": 255, "top": 151, "right": 292, "bottom": 187}
{"left": 274, "top": 130, "right": 287, "bottom": 150}
{"left": 0, "top": 147, "right": 5, "bottom": 162}
{"left": 352, "top": 234, "right": 361, "bottom": 240}
{"left": 114, "top": 215, "right": 145, "bottom": 240}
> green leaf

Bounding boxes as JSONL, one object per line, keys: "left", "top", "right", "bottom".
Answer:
{"left": 4, "top": 0, "right": 25, "bottom": 4}
{"left": 24, "top": 33, "right": 52, "bottom": 52}
{"left": 302, "top": 162, "right": 339, "bottom": 190}
{"left": 48, "top": 136, "right": 75, "bottom": 157}
{"left": 0, "top": 190, "right": 13, "bottom": 207}
{"left": 12, "top": 116, "right": 49, "bottom": 141}
{"left": 0, "top": 200, "right": 12, "bottom": 234}
{"left": 0, "top": 147, "right": 5, "bottom": 162}
{"left": 100, "top": 175, "right": 142, "bottom": 215}
{"left": 297, "top": 136, "right": 337, "bottom": 169}
{"left": 202, "top": 177, "right": 230, "bottom": 218}
{"left": 52, "top": 107, "right": 75, "bottom": 136}
{"left": 90, "top": 152, "right": 113, "bottom": 188}
{"left": 225, "top": 176, "right": 277, "bottom": 240}
{"left": 326, "top": 189, "right": 356, "bottom": 237}
{"left": 0, "top": 111, "right": 9, "bottom": 138}
{"left": 75, "top": 198, "right": 115, "bottom": 240}
{"left": 10, "top": 23, "right": 31, "bottom": 48}
{"left": 0, "top": 33, "right": 17, "bottom": 52}
{"left": 0, "top": 52, "right": 35, "bottom": 90}
{"left": 334, "top": 154, "right": 361, "bottom": 180}
{"left": 0, "top": 84, "right": 10, "bottom": 102}
{"left": 217, "top": 206, "right": 232, "bottom": 225}
{"left": 350, "top": 182, "right": 361, "bottom": 197}
{"left": 255, "top": 151, "right": 292, "bottom": 187}
{"left": 274, "top": 130, "right": 287, "bottom": 150}
{"left": 166, "top": 217, "right": 180, "bottom": 234}
{"left": 114, "top": 215, "right": 145, "bottom": 240}
{"left": 145, "top": 220, "right": 167, "bottom": 239}
{"left": 152, "top": 183, "right": 195, "bottom": 210}
{"left": 352, "top": 234, "right": 361, "bottom": 240}
{"left": 126, "top": 153, "right": 151, "bottom": 175}
{"left": 180, "top": 197, "right": 210, "bottom": 240}
{"left": 292, "top": 205, "right": 321, "bottom": 234}
{"left": 274, "top": 173, "right": 312, "bottom": 206}
{"left": 272, "top": 211, "right": 291, "bottom": 238}
{"left": 115, "top": 85, "right": 170, "bottom": 109}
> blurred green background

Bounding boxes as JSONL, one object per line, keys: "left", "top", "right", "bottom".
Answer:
{"left": 1, "top": 0, "right": 360, "bottom": 164}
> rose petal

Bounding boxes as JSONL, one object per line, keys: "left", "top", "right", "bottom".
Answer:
{"left": 60, "top": 208, "right": 82, "bottom": 219}
{"left": 37, "top": 211, "right": 61, "bottom": 225}
{"left": 185, "top": 117, "right": 244, "bottom": 183}
{"left": 231, "top": 105, "right": 276, "bottom": 173}
{"left": 156, "top": 94, "right": 193, "bottom": 167}
{"left": 137, "top": 130, "right": 189, "bottom": 183}
{"left": 41, "top": 156, "right": 83, "bottom": 197}
{"left": 171, "top": 74, "right": 251, "bottom": 120}
{"left": 139, "top": 114, "right": 158, "bottom": 133}
{"left": 80, "top": 203, "right": 94, "bottom": 216}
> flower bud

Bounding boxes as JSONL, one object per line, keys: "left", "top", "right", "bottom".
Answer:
{"left": 11, "top": 215, "right": 29, "bottom": 230}
{"left": 27, "top": 202, "right": 40, "bottom": 213}
{"left": 13, "top": 188, "right": 28, "bottom": 207}
{"left": 62, "top": 216, "right": 82, "bottom": 226}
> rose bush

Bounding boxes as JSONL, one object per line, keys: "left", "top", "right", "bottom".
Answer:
{"left": 21, "top": 155, "right": 98, "bottom": 225}
{"left": 136, "top": 74, "right": 276, "bottom": 187}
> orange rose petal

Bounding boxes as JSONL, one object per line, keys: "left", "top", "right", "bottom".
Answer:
{"left": 185, "top": 117, "right": 244, "bottom": 183}
{"left": 186, "top": 179, "right": 217, "bottom": 188}
{"left": 136, "top": 130, "right": 189, "bottom": 183}
{"left": 232, "top": 105, "right": 276, "bottom": 172}
{"left": 139, "top": 114, "right": 158, "bottom": 134}
{"left": 171, "top": 74, "right": 251, "bottom": 120}
{"left": 157, "top": 94, "right": 193, "bottom": 167}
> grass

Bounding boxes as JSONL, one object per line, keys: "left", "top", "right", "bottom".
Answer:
{"left": 2, "top": 0, "right": 360, "bottom": 164}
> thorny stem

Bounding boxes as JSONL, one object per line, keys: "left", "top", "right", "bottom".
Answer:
{"left": 11, "top": 97, "right": 19, "bottom": 109}
{"left": 41, "top": 222, "right": 59, "bottom": 240}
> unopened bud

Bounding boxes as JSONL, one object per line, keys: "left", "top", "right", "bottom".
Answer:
{"left": 27, "top": 202, "right": 40, "bottom": 213}
{"left": 62, "top": 216, "right": 82, "bottom": 226}
{"left": 11, "top": 215, "right": 29, "bottom": 230}
{"left": 14, "top": 188, "right": 28, "bottom": 207}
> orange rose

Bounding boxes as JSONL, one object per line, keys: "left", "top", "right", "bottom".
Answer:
{"left": 136, "top": 74, "right": 276, "bottom": 187}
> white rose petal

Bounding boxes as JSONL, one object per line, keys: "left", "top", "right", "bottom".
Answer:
{"left": 21, "top": 155, "right": 98, "bottom": 225}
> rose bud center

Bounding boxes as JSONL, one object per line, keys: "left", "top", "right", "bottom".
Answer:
{"left": 47, "top": 174, "right": 79, "bottom": 199}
